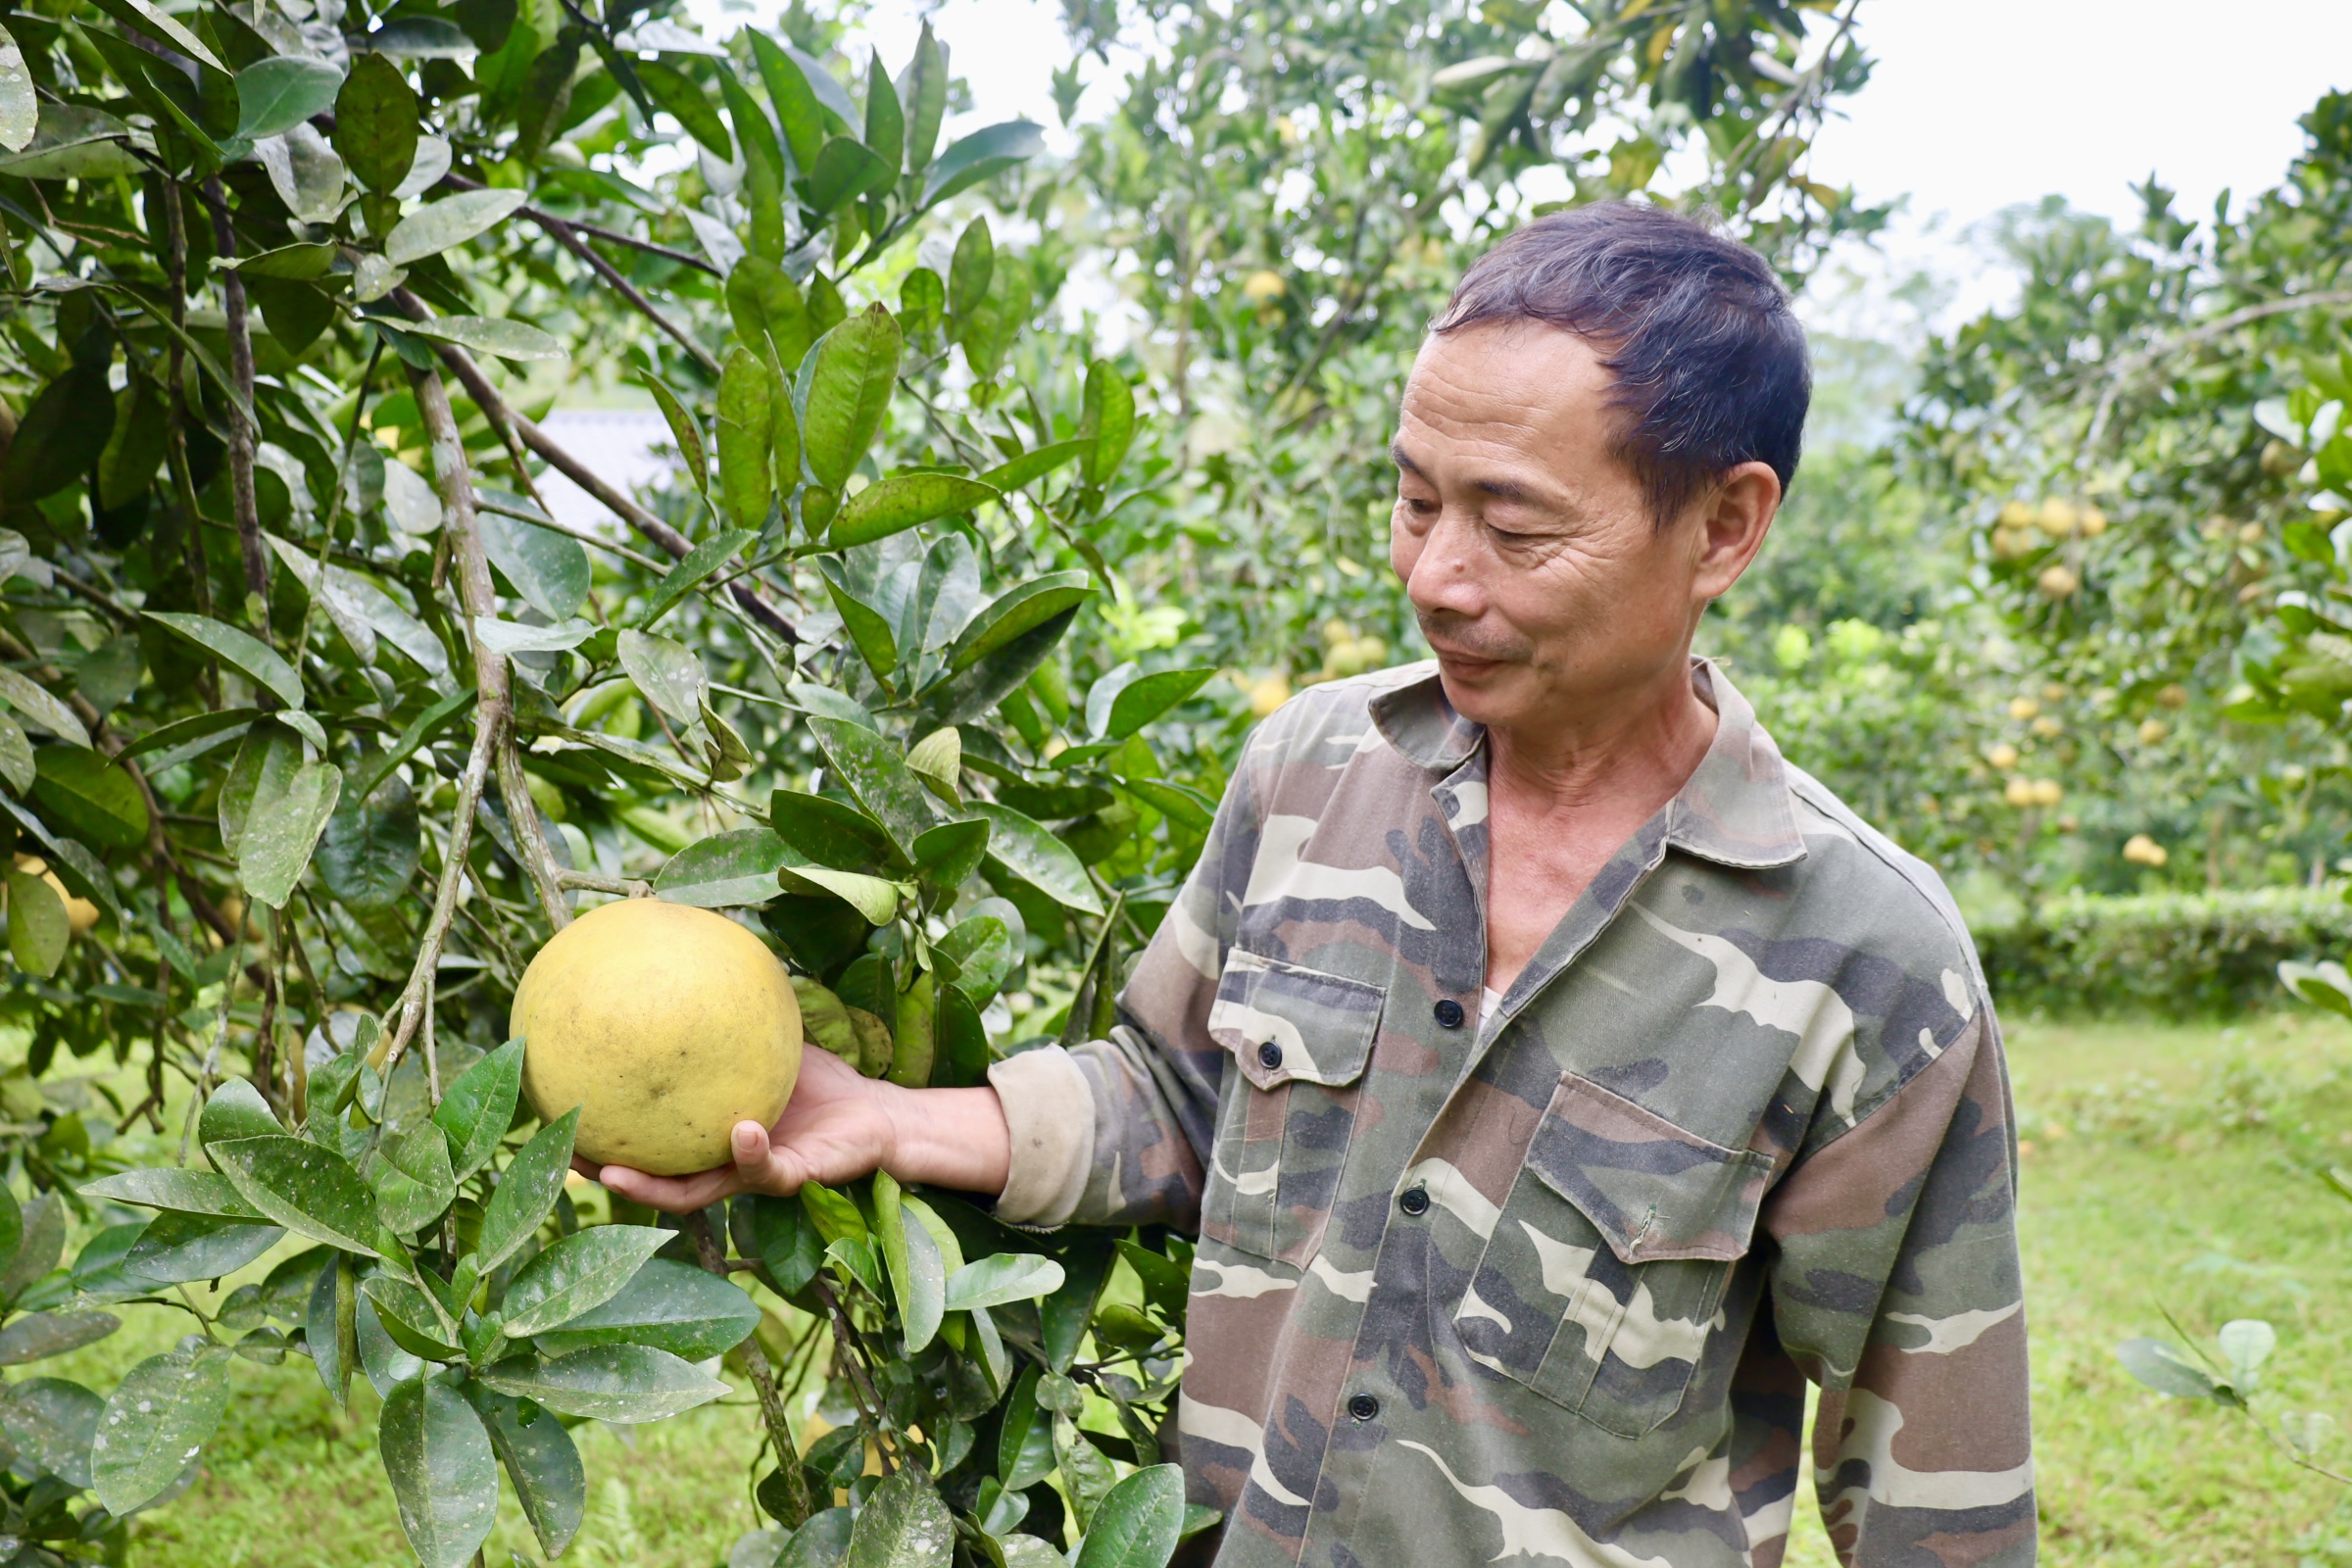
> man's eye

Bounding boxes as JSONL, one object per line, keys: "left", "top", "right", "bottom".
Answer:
{"left": 1400, "top": 496, "right": 1438, "bottom": 514}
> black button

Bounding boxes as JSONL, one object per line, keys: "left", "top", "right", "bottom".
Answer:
{"left": 1257, "top": 1042, "right": 1283, "bottom": 1070}
{"left": 1398, "top": 1186, "right": 1430, "bottom": 1217}
{"left": 1347, "top": 1394, "right": 1380, "bottom": 1422}
{"left": 1434, "top": 999, "right": 1465, "bottom": 1029}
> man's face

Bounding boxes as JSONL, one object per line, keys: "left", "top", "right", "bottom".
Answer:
{"left": 1388, "top": 319, "right": 1775, "bottom": 733}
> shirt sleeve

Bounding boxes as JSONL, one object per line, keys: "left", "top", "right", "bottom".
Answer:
{"left": 987, "top": 749, "right": 1251, "bottom": 1229}
{"left": 1759, "top": 1002, "right": 2036, "bottom": 1567}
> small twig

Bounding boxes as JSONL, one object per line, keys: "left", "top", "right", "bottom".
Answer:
{"left": 683, "top": 1211, "right": 815, "bottom": 1526}
{"left": 2081, "top": 289, "right": 2352, "bottom": 455}
{"left": 440, "top": 170, "right": 723, "bottom": 277}
{"left": 536, "top": 207, "right": 720, "bottom": 375}
{"left": 555, "top": 869, "right": 652, "bottom": 898}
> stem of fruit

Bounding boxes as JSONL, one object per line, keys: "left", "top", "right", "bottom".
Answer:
{"left": 682, "top": 1210, "right": 815, "bottom": 1527}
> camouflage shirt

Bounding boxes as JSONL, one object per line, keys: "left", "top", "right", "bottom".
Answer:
{"left": 989, "top": 661, "right": 2034, "bottom": 1567}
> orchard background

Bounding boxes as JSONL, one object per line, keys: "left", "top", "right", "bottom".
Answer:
{"left": 0, "top": 0, "right": 2331, "bottom": 1562}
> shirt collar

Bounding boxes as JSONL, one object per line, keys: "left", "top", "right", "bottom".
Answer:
{"left": 1369, "top": 657, "right": 1807, "bottom": 870}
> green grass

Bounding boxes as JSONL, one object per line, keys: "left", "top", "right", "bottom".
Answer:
{"left": 38, "top": 1009, "right": 2352, "bottom": 1564}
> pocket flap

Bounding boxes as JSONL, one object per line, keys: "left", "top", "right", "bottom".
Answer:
{"left": 1521, "top": 1074, "right": 1770, "bottom": 1265}
{"left": 1207, "top": 950, "right": 1383, "bottom": 1090}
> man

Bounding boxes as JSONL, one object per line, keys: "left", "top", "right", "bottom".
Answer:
{"left": 601, "top": 204, "right": 2034, "bottom": 1568}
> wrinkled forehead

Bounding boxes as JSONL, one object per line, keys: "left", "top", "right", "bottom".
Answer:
{"left": 1396, "top": 320, "right": 1630, "bottom": 474}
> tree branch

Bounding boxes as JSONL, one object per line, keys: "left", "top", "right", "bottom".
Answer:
{"left": 201, "top": 178, "right": 270, "bottom": 627}
{"left": 391, "top": 292, "right": 801, "bottom": 644}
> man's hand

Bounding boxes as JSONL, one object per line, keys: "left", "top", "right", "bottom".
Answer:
{"left": 579, "top": 1046, "right": 1014, "bottom": 1215}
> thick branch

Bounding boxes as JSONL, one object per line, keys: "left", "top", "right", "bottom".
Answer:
{"left": 391, "top": 293, "right": 799, "bottom": 644}
{"left": 408, "top": 364, "right": 573, "bottom": 934}
{"left": 684, "top": 1211, "right": 814, "bottom": 1526}
{"left": 201, "top": 179, "right": 270, "bottom": 624}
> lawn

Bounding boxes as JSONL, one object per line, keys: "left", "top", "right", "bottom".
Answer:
{"left": 34, "top": 1009, "right": 2352, "bottom": 1565}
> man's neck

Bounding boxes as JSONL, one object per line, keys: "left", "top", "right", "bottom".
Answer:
{"left": 1482, "top": 659, "right": 1719, "bottom": 822}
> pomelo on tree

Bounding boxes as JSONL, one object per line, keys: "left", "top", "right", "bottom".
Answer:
{"left": 511, "top": 898, "right": 802, "bottom": 1175}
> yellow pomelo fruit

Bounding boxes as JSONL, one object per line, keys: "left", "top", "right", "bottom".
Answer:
{"left": 512, "top": 899, "right": 802, "bottom": 1175}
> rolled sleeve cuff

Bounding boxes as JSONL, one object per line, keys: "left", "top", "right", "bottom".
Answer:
{"left": 987, "top": 1045, "right": 1096, "bottom": 1228}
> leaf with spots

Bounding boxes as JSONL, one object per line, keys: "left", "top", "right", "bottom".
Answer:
{"left": 90, "top": 1346, "right": 231, "bottom": 1515}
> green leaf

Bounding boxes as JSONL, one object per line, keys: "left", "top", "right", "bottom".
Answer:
{"left": 944, "top": 573, "right": 1094, "bottom": 675}
{"left": 403, "top": 315, "right": 567, "bottom": 363}
{"left": 643, "top": 528, "right": 758, "bottom": 630}
{"left": 805, "top": 133, "right": 891, "bottom": 213}
{"left": 803, "top": 306, "right": 902, "bottom": 491}
{"left": 308, "top": 1254, "right": 357, "bottom": 1405}
{"left": 921, "top": 120, "right": 1044, "bottom": 207}
{"left": 1055, "top": 1414, "right": 1119, "bottom": 1532}
{"left": 712, "top": 344, "right": 775, "bottom": 528}
{"left": 78, "top": 1168, "right": 266, "bottom": 1220}
{"left": 901, "top": 22, "right": 947, "bottom": 172}
{"left": 911, "top": 819, "right": 990, "bottom": 889}
{"left": 0, "top": 711, "right": 32, "bottom": 794}
{"left": 530, "top": 1256, "right": 759, "bottom": 1360}
{"left": 501, "top": 1225, "right": 672, "bottom": 1337}
{"left": 199, "top": 1080, "right": 282, "bottom": 1150}
{"left": 899, "top": 1210, "right": 947, "bottom": 1352}
{"left": 386, "top": 188, "right": 528, "bottom": 267}
{"left": 748, "top": 31, "right": 825, "bottom": 171}
{"left": 379, "top": 1376, "right": 499, "bottom": 1568}
{"left": 0, "top": 667, "right": 86, "bottom": 748}
{"left": 997, "top": 1369, "right": 1055, "bottom": 1489}
{"left": 948, "top": 217, "right": 993, "bottom": 321}
{"left": 5, "top": 864, "right": 65, "bottom": 977}
{"left": 0, "top": 25, "right": 34, "bottom": 155}
{"left": 757, "top": 790, "right": 871, "bottom": 889}
{"left": 476, "top": 1107, "right": 578, "bottom": 1273}
{"left": 1089, "top": 665, "right": 1215, "bottom": 740}
{"left": 0, "top": 1309, "right": 117, "bottom": 1366}
{"left": 234, "top": 56, "right": 344, "bottom": 140}
{"left": 237, "top": 759, "right": 341, "bottom": 907}
{"left": 775, "top": 863, "right": 903, "bottom": 924}
{"left": 808, "top": 716, "right": 935, "bottom": 857}
{"left": 617, "top": 628, "right": 710, "bottom": 727}
{"left": 210, "top": 1134, "right": 391, "bottom": 1258}
{"left": 935, "top": 913, "right": 1015, "bottom": 1003}
{"left": 333, "top": 52, "right": 417, "bottom": 193}
{"left": 361, "top": 1275, "right": 463, "bottom": 1358}
{"left": 432, "top": 1037, "right": 523, "bottom": 1181}
{"left": 1073, "top": 1464, "right": 1185, "bottom": 1568}
{"left": 900, "top": 267, "right": 945, "bottom": 343}
{"left": 110, "top": 1212, "right": 282, "bottom": 1291}
{"left": 2117, "top": 1337, "right": 2223, "bottom": 1400}
{"left": 480, "top": 509, "right": 591, "bottom": 620}
{"left": 90, "top": 1347, "right": 231, "bottom": 1515}
{"left": 977, "top": 439, "right": 1092, "bottom": 495}
{"left": 84, "top": 0, "right": 223, "bottom": 73}
{"left": 862, "top": 50, "right": 904, "bottom": 173}
{"left": 1080, "top": 360, "right": 1138, "bottom": 487}
{"left": 843, "top": 1469, "right": 955, "bottom": 1568}
{"left": 799, "top": 1181, "right": 867, "bottom": 1245}
{"left": 968, "top": 802, "right": 1102, "bottom": 915}
{"left": 461, "top": 1382, "right": 585, "bottom": 1559}
{"left": 652, "top": 825, "right": 796, "bottom": 907}
{"left": 637, "top": 59, "right": 731, "bottom": 158}
{"left": 357, "top": 1289, "right": 426, "bottom": 1396}
{"left": 727, "top": 257, "right": 812, "bottom": 370}
{"left": 942, "top": 1252, "right": 1065, "bottom": 1311}
{"left": 819, "top": 565, "right": 901, "bottom": 689}
{"left": 116, "top": 708, "right": 261, "bottom": 767}
{"left": 735, "top": 1193, "right": 822, "bottom": 1295}
{"left": 1113, "top": 1238, "right": 1190, "bottom": 1320}
{"left": 32, "top": 745, "right": 150, "bottom": 850}
{"left": 2220, "top": 1318, "right": 2277, "bottom": 1389}
{"left": 373, "top": 1122, "right": 458, "bottom": 1236}
{"left": 140, "top": 612, "right": 304, "bottom": 709}
{"left": 476, "top": 1345, "right": 729, "bottom": 1422}
{"left": 829, "top": 473, "right": 1000, "bottom": 549}
{"left": 639, "top": 371, "right": 709, "bottom": 494}
{"left": 1042, "top": 1237, "right": 1112, "bottom": 1371}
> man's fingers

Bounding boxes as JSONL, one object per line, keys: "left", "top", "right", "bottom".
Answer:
{"left": 597, "top": 1162, "right": 735, "bottom": 1214}
{"left": 732, "top": 1119, "right": 770, "bottom": 1170}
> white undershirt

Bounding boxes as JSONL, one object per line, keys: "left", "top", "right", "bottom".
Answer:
{"left": 1480, "top": 986, "right": 1504, "bottom": 1028}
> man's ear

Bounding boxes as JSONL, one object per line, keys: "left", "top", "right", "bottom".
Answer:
{"left": 1691, "top": 461, "right": 1782, "bottom": 600}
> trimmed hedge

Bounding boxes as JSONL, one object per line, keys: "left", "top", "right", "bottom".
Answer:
{"left": 1974, "top": 887, "right": 2352, "bottom": 1018}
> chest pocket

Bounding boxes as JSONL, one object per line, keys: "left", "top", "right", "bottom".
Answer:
{"left": 1452, "top": 1072, "right": 1770, "bottom": 1438}
{"left": 1200, "top": 950, "right": 1384, "bottom": 1265}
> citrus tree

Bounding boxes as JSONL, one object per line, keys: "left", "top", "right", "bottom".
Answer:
{"left": 0, "top": 0, "right": 1213, "bottom": 1562}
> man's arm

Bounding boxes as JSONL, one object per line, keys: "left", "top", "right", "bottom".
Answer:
{"left": 587, "top": 1045, "right": 1011, "bottom": 1212}
{"left": 1761, "top": 1006, "right": 2035, "bottom": 1568}
{"left": 596, "top": 723, "right": 1266, "bottom": 1222}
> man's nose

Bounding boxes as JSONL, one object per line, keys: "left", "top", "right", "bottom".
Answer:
{"left": 1404, "top": 513, "right": 1487, "bottom": 617}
